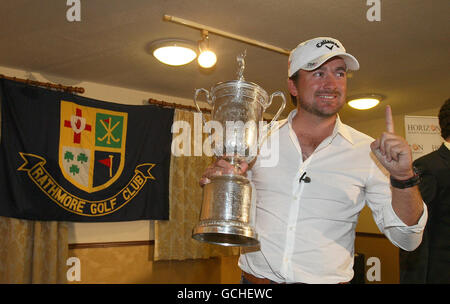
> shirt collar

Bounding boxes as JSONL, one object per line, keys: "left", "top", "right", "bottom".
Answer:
{"left": 444, "top": 140, "right": 450, "bottom": 150}
{"left": 287, "top": 109, "right": 354, "bottom": 145}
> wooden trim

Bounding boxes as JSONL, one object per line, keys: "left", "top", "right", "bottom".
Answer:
{"left": 0, "top": 74, "right": 85, "bottom": 94}
{"left": 68, "top": 233, "right": 384, "bottom": 250}
{"left": 69, "top": 240, "right": 154, "bottom": 249}
{"left": 356, "top": 232, "right": 386, "bottom": 239}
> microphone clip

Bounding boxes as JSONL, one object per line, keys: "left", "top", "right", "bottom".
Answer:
{"left": 299, "top": 172, "right": 311, "bottom": 183}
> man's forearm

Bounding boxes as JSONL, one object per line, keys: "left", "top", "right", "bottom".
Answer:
{"left": 391, "top": 185, "right": 424, "bottom": 226}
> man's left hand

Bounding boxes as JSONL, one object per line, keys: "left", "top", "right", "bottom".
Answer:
{"left": 370, "top": 105, "right": 414, "bottom": 180}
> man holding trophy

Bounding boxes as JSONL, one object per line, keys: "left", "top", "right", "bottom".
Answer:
{"left": 197, "top": 37, "right": 427, "bottom": 284}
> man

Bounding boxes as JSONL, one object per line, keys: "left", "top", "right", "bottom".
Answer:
{"left": 200, "top": 37, "right": 427, "bottom": 284}
{"left": 400, "top": 99, "right": 450, "bottom": 283}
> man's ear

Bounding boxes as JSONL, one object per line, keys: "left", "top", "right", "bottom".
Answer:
{"left": 287, "top": 78, "right": 298, "bottom": 97}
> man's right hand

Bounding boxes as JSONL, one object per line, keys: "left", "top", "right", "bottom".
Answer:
{"left": 199, "top": 159, "right": 249, "bottom": 187}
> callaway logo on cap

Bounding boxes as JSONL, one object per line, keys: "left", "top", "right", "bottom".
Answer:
{"left": 288, "top": 37, "right": 360, "bottom": 77}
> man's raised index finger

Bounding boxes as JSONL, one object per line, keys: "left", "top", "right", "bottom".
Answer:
{"left": 385, "top": 105, "right": 395, "bottom": 133}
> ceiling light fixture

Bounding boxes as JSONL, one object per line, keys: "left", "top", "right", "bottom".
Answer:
{"left": 158, "top": 15, "right": 291, "bottom": 70}
{"left": 347, "top": 94, "right": 385, "bottom": 110}
{"left": 149, "top": 39, "right": 197, "bottom": 66}
{"left": 197, "top": 30, "right": 217, "bottom": 68}
{"left": 163, "top": 14, "right": 290, "bottom": 55}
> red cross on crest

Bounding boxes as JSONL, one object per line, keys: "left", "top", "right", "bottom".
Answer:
{"left": 64, "top": 108, "right": 92, "bottom": 144}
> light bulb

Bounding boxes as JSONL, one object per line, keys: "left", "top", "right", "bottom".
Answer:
{"left": 347, "top": 98, "right": 380, "bottom": 110}
{"left": 153, "top": 45, "right": 197, "bottom": 66}
{"left": 198, "top": 50, "right": 217, "bottom": 68}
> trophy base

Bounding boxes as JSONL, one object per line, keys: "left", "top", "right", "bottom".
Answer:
{"left": 192, "top": 174, "right": 259, "bottom": 247}
{"left": 192, "top": 219, "right": 259, "bottom": 247}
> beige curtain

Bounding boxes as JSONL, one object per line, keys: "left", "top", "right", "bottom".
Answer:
{"left": 0, "top": 95, "right": 69, "bottom": 283}
{"left": 154, "top": 109, "right": 239, "bottom": 261}
{"left": 0, "top": 216, "right": 68, "bottom": 283}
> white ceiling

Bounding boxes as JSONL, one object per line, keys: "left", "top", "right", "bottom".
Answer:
{"left": 0, "top": 0, "right": 449, "bottom": 123}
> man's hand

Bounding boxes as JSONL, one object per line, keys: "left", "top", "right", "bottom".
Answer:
{"left": 199, "top": 159, "right": 249, "bottom": 187}
{"left": 370, "top": 105, "right": 414, "bottom": 180}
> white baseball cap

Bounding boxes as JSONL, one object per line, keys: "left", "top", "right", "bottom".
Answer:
{"left": 288, "top": 37, "right": 360, "bottom": 77}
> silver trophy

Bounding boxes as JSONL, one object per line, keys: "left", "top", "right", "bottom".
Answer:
{"left": 192, "top": 52, "right": 286, "bottom": 246}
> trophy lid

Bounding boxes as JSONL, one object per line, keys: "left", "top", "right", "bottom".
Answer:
{"left": 237, "top": 50, "right": 246, "bottom": 81}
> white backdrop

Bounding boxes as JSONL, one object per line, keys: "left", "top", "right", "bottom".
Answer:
{"left": 404, "top": 115, "right": 443, "bottom": 161}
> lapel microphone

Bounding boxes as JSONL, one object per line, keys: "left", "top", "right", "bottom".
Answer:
{"left": 299, "top": 172, "right": 311, "bottom": 183}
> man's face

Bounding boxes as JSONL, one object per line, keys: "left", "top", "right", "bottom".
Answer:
{"left": 288, "top": 57, "right": 347, "bottom": 118}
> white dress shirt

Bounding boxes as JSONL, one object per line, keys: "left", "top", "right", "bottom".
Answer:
{"left": 238, "top": 109, "right": 428, "bottom": 284}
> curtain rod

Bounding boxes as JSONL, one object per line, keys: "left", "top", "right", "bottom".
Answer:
{"left": 148, "top": 98, "right": 211, "bottom": 114}
{"left": 148, "top": 98, "right": 273, "bottom": 121}
{"left": 0, "top": 74, "right": 85, "bottom": 94}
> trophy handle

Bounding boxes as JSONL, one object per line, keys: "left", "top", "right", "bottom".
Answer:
{"left": 194, "top": 88, "right": 212, "bottom": 125}
{"left": 254, "top": 91, "right": 286, "bottom": 158}
{"left": 266, "top": 91, "right": 286, "bottom": 130}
